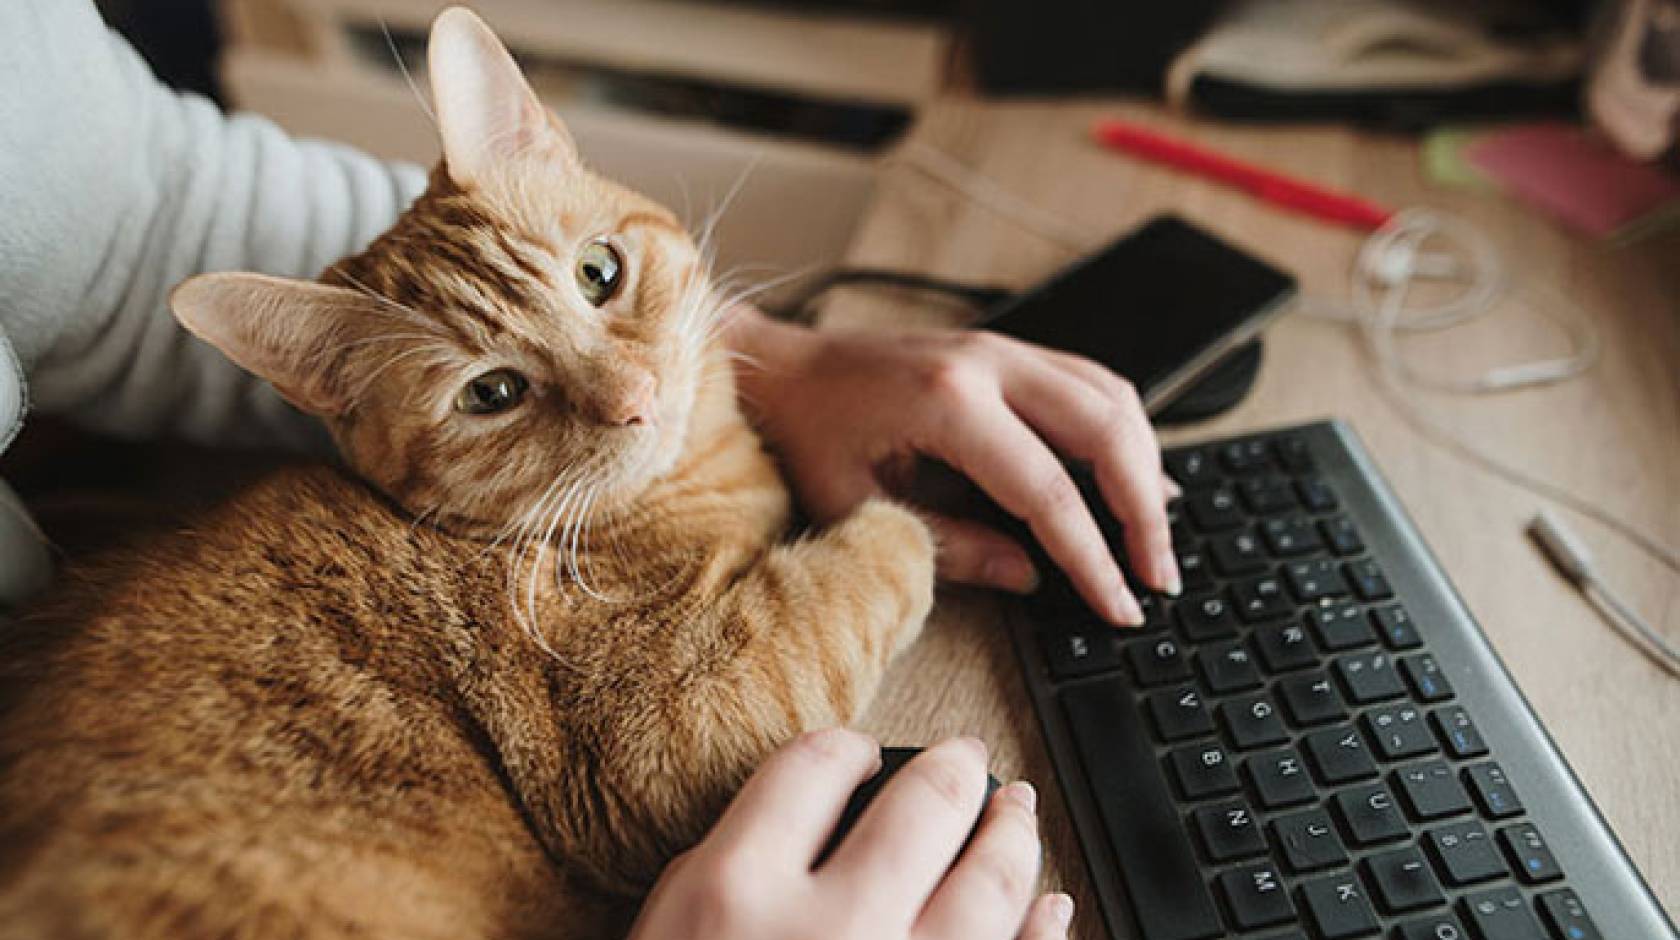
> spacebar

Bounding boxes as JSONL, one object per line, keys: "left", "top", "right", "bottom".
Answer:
{"left": 1061, "top": 677, "right": 1222, "bottom": 940}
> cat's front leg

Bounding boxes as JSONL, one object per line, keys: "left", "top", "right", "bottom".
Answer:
{"left": 558, "top": 498, "right": 936, "bottom": 895}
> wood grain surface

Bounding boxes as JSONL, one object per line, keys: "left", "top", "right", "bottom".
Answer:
{"left": 824, "top": 99, "right": 1679, "bottom": 938}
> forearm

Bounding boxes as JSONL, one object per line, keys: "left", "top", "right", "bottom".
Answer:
{"left": 0, "top": 0, "right": 425, "bottom": 449}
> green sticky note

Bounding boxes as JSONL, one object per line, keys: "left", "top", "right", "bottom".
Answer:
{"left": 1423, "top": 128, "right": 1498, "bottom": 192}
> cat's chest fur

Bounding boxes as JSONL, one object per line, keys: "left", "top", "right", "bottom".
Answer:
{"left": 0, "top": 431, "right": 791, "bottom": 940}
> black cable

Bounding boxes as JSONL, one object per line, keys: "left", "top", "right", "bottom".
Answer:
{"left": 770, "top": 267, "right": 1015, "bottom": 324}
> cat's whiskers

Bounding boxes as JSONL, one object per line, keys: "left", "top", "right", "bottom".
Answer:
{"left": 345, "top": 343, "right": 457, "bottom": 411}
{"left": 326, "top": 266, "right": 445, "bottom": 333}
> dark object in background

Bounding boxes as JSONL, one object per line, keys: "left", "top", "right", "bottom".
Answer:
{"left": 95, "top": 0, "right": 224, "bottom": 101}
{"left": 981, "top": 216, "right": 1295, "bottom": 424}
{"left": 969, "top": 0, "right": 1226, "bottom": 94}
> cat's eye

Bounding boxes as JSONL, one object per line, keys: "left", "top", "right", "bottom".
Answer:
{"left": 456, "top": 368, "right": 529, "bottom": 415}
{"left": 575, "top": 239, "right": 623, "bottom": 306}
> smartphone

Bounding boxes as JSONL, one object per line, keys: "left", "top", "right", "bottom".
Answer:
{"left": 980, "top": 216, "right": 1297, "bottom": 415}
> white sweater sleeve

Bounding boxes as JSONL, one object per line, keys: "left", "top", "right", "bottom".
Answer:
{"left": 0, "top": 0, "right": 426, "bottom": 451}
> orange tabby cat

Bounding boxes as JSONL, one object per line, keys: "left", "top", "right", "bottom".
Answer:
{"left": 0, "top": 9, "right": 934, "bottom": 938}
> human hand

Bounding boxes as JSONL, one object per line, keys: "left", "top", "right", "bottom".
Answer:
{"left": 628, "top": 729, "right": 1071, "bottom": 940}
{"left": 725, "top": 306, "right": 1179, "bottom": 626}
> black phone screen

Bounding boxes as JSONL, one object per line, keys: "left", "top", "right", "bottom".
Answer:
{"left": 981, "top": 216, "right": 1296, "bottom": 405}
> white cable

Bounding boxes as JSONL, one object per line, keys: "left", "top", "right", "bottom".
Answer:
{"left": 1339, "top": 209, "right": 1678, "bottom": 578}
{"left": 1530, "top": 511, "right": 1680, "bottom": 677}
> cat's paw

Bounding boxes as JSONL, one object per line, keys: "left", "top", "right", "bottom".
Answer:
{"left": 845, "top": 498, "right": 937, "bottom": 637}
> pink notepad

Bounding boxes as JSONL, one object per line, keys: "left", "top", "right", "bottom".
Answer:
{"left": 1465, "top": 122, "right": 1680, "bottom": 239}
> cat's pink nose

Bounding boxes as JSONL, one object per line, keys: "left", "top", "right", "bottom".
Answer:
{"left": 601, "top": 371, "right": 658, "bottom": 428}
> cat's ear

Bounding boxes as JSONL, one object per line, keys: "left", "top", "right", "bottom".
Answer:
{"left": 427, "top": 6, "right": 577, "bottom": 188}
{"left": 171, "top": 272, "right": 367, "bottom": 418}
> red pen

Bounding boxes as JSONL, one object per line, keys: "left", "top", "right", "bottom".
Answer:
{"left": 1091, "top": 118, "right": 1396, "bottom": 232}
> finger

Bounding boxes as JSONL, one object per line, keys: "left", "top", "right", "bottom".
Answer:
{"left": 825, "top": 736, "right": 991, "bottom": 917}
{"left": 924, "top": 513, "right": 1038, "bottom": 594}
{"left": 913, "top": 780, "right": 1044, "bottom": 940}
{"left": 925, "top": 399, "right": 1140, "bottom": 625}
{"left": 998, "top": 353, "right": 1179, "bottom": 597}
{"left": 706, "top": 727, "right": 881, "bottom": 864}
{"left": 1017, "top": 893, "right": 1075, "bottom": 940}
{"left": 1163, "top": 474, "right": 1183, "bottom": 500}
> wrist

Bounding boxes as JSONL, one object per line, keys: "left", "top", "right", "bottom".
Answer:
{"left": 719, "top": 304, "right": 820, "bottom": 423}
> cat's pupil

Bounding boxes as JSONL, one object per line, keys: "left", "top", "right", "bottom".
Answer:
{"left": 456, "top": 369, "right": 529, "bottom": 415}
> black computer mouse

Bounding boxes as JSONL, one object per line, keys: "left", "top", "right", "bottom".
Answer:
{"left": 816, "top": 746, "right": 1004, "bottom": 866}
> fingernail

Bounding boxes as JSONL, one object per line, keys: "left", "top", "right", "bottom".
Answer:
{"left": 1003, "top": 780, "right": 1037, "bottom": 813}
{"left": 1112, "top": 590, "right": 1145, "bottom": 627}
{"left": 1051, "top": 893, "right": 1075, "bottom": 928}
{"left": 1162, "top": 567, "right": 1183, "bottom": 598}
{"left": 954, "top": 735, "right": 988, "bottom": 764}
{"left": 1164, "top": 478, "right": 1184, "bottom": 499}
{"left": 983, "top": 555, "right": 1040, "bottom": 594}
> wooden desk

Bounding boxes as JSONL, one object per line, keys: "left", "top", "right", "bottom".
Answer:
{"left": 831, "top": 100, "right": 1680, "bottom": 936}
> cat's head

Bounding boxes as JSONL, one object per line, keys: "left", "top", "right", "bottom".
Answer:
{"left": 171, "top": 8, "right": 729, "bottom": 539}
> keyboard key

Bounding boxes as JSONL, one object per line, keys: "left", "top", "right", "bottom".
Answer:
{"left": 1254, "top": 622, "right": 1318, "bottom": 673}
{"left": 1220, "top": 440, "right": 1272, "bottom": 475}
{"left": 1272, "top": 807, "right": 1348, "bottom": 872}
{"left": 1402, "top": 654, "right": 1454, "bottom": 702}
{"left": 1148, "top": 685, "right": 1215, "bottom": 742}
{"left": 1127, "top": 635, "right": 1192, "bottom": 687}
{"left": 1498, "top": 822, "right": 1563, "bottom": 884}
{"left": 1060, "top": 677, "right": 1223, "bottom": 940}
{"left": 1395, "top": 912, "right": 1469, "bottom": 940}
{"left": 1176, "top": 591, "right": 1238, "bottom": 642}
{"left": 1217, "top": 863, "right": 1297, "bottom": 931}
{"left": 1372, "top": 603, "right": 1422, "bottom": 649}
{"left": 1274, "top": 436, "right": 1316, "bottom": 473}
{"left": 1284, "top": 559, "right": 1349, "bottom": 603}
{"left": 1297, "top": 873, "right": 1379, "bottom": 939}
{"left": 1233, "top": 576, "right": 1295, "bottom": 622}
{"left": 1334, "top": 651, "right": 1407, "bottom": 703}
{"left": 1168, "top": 742, "right": 1240, "bottom": 800}
{"left": 1461, "top": 885, "right": 1546, "bottom": 940}
{"left": 1209, "top": 530, "right": 1270, "bottom": 576}
{"left": 1537, "top": 888, "right": 1603, "bottom": 940}
{"left": 1364, "top": 845, "right": 1446, "bottom": 914}
{"left": 1296, "top": 477, "right": 1339, "bottom": 513}
{"left": 1278, "top": 670, "right": 1348, "bottom": 727}
{"left": 1187, "top": 488, "right": 1244, "bottom": 532}
{"left": 1333, "top": 783, "right": 1409, "bottom": 846}
{"left": 1239, "top": 475, "right": 1297, "bottom": 514}
{"left": 1246, "top": 747, "right": 1315, "bottom": 809}
{"left": 1394, "top": 760, "right": 1473, "bottom": 820}
{"left": 1194, "top": 800, "right": 1266, "bottom": 862}
{"left": 1432, "top": 706, "right": 1489, "bottom": 759}
{"left": 1260, "top": 516, "right": 1322, "bottom": 556}
{"left": 1345, "top": 558, "right": 1393, "bottom": 600}
{"left": 1425, "top": 821, "right": 1506, "bottom": 886}
{"left": 1305, "top": 602, "right": 1375, "bottom": 650}
{"left": 1167, "top": 448, "right": 1218, "bottom": 490}
{"left": 1175, "top": 547, "right": 1214, "bottom": 591}
{"left": 1220, "top": 693, "right": 1289, "bottom": 750}
{"left": 1196, "top": 641, "right": 1261, "bottom": 694}
{"left": 1303, "top": 725, "right": 1378, "bottom": 784}
{"left": 1363, "top": 703, "right": 1437, "bottom": 761}
{"left": 1321, "top": 516, "right": 1365, "bottom": 555}
{"left": 1464, "top": 762, "right": 1524, "bottom": 819}
{"left": 1039, "top": 623, "right": 1123, "bottom": 679}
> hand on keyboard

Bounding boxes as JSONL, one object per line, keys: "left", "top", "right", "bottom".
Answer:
{"left": 628, "top": 730, "right": 1073, "bottom": 940}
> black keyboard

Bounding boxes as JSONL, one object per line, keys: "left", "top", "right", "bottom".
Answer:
{"left": 1007, "top": 421, "right": 1676, "bottom": 940}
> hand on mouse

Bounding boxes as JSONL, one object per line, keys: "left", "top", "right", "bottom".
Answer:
{"left": 627, "top": 729, "right": 1073, "bottom": 940}
{"left": 724, "top": 305, "right": 1179, "bottom": 627}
